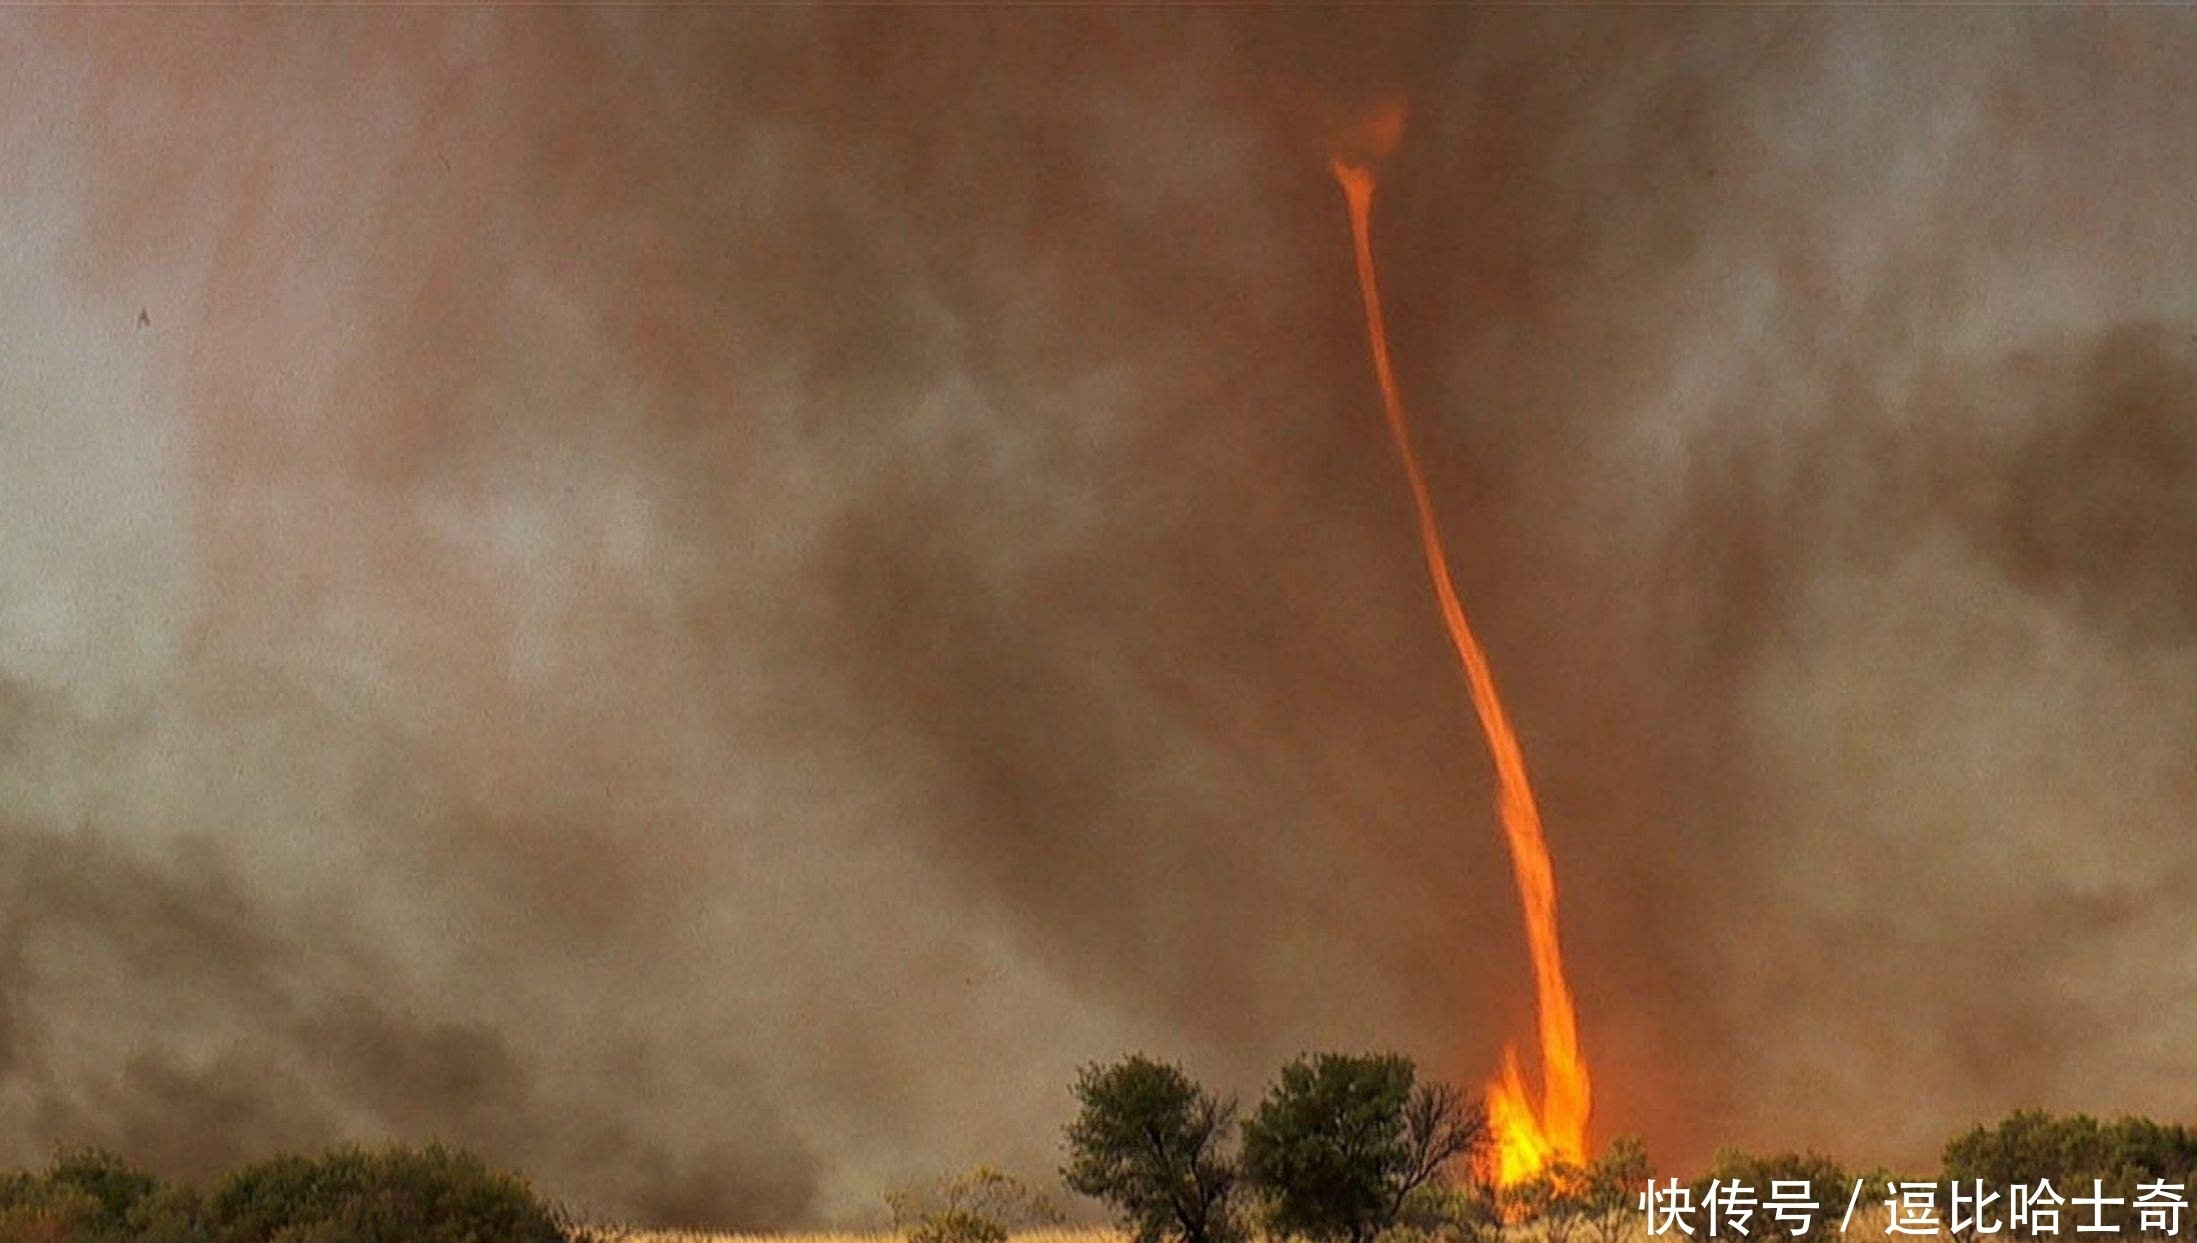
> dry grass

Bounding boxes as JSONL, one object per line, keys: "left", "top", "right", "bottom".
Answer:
{"left": 588, "top": 1213, "right": 1895, "bottom": 1243}
{"left": 587, "top": 1232, "right": 1127, "bottom": 1243}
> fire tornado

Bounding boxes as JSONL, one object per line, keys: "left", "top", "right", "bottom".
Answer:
{"left": 1328, "top": 108, "right": 1592, "bottom": 1187}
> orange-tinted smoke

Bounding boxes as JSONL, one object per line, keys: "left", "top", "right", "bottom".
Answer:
{"left": 1328, "top": 114, "right": 1592, "bottom": 1187}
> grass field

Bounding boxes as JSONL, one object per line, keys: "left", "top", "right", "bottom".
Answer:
{"left": 587, "top": 1233, "right": 1126, "bottom": 1243}
{"left": 586, "top": 1211, "right": 1899, "bottom": 1243}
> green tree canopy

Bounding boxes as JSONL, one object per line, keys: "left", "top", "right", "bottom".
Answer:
{"left": 1942, "top": 1110, "right": 2197, "bottom": 1237}
{"left": 1582, "top": 1137, "right": 1654, "bottom": 1243}
{"left": 1062, "top": 1055, "right": 1242, "bottom": 1243}
{"left": 1240, "top": 1052, "right": 1487, "bottom": 1243}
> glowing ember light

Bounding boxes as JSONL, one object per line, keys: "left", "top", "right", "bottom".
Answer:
{"left": 1328, "top": 104, "right": 1593, "bottom": 1188}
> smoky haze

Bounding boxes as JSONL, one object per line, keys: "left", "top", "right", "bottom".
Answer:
{"left": 3, "top": 8, "right": 2195, "bottom": 1229}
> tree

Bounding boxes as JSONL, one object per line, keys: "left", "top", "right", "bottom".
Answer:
{"left": 1062, "top": 1055, "right": 1243, "bottom": 1243}
{"left": 1582, "top": 1137, "right": 1653, "bottom": 1243}
{"left": 1240, "top": 1052, "right": 1488, "bottom": 1243}
{"left": 1942, "top": 1110, "right": 2197, "bottom": 1239}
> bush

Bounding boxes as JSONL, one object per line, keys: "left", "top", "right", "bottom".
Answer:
{"left": 0, "top": 1144, "right": 575, "bottom": 1243}
{"left": 1687, "top": 1148, "right": 1851, "bottom": 1243}
{"left": 1390, "top": 1180, "right": 1502, "bottom": 1243}
{"left": 0, "top": 1182, "right": 103, "bottom": 1243}
{"left": 906, "top": 1207, "right": 1009, "bottom": 1243}
{"left": 204, "top": 1144, "right": 571, "bottom": 1243}
{"left": 888, "top": 1165, "right": 1062, "bottom": 1243}
{"left": 1942, "top": 1110, "right": 2197, "bottom": 1237}
{"left": 0, "top": 1148, "right": 199, "bottom": 1243}
{"left": 1503, "top": 1160, "right": 1588, "bottom": 1243}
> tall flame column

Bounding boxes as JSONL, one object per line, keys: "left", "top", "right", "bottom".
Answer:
{"left": 1329, "top": 138, "right": 1592, "bottom": 1186}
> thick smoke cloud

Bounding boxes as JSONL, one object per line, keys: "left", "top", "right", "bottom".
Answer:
{"left": 3, "top": 7, "right": 2195, "bottom": 1227}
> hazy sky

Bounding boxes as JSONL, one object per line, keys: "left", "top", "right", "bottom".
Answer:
{"left": 4, "top": 9, "right": 2195, "bottom": 1229}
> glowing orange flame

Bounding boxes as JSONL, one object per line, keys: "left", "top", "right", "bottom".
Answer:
{"left": 1329, "top": 109, "right": 1592, "bottom": 1188}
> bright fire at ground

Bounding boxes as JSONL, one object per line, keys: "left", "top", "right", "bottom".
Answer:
{"left": 1329, "top": 121, "right": 1594, "bottom": 1188}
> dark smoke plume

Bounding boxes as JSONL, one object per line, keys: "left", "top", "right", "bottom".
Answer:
{"left": 3, "top": 8, "right": 2196, "bottom": 1225}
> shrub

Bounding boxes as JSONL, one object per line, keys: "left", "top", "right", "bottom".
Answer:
{"left": 1391, "top": 1179, "right": 1502, "bottom": 1243}
{"left": 1942, "top": 1110, "right": 2197, "bottom": 1237}
{"left": 1687, "top": 1148, "right": 1851, "bottom": 1243}
{"left": 0, "top": 1143, "right": 577, "bottom": 1242}
{"left": 206, "top": 1144, "right": 571, "bottom": 1243}
{"left": 888, "top": 1165, "right": 1062, "bottom": 1243}
{"left": 907, "top": 1207, "right": 1009, "bottom": 1243}
{"left": 1503, "top": 1160, "right": 1588, "bottom": 1243}
{"left": 0, "top": 1148, "right": 196, "bottom": 1243}
{"left": 0, "top": 1184, "right": 104, "bottom": 1243}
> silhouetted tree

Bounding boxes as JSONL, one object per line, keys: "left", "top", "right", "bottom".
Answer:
{"left": 1063, "top": 1055, "right": 1243, "bottom": 1243}
{"left": 1943, "top": 1110, "right": 2197, "bottom": 1239}
{"left": 1582, "top": 1137, "right": 1653, "bottom": 1243}
{"left": 1240, "top": 1052, "right": 1488, "bottom": 1243}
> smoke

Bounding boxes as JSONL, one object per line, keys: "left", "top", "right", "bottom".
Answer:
{"left": 3, "top": 6, "right": 2196, "bottom": 1226}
